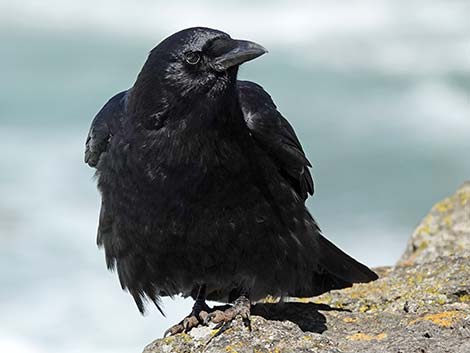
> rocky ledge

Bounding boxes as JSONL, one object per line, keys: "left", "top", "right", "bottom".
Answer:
{"left": 143, "top": 182, "right": 470, "bottom": 353}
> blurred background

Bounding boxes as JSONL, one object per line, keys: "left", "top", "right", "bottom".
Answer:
{"left": 1, "top": 0, "right": 469, "bottom": 352}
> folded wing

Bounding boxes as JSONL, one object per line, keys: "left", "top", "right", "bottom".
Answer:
{"left": 85, "top": 90, "right": 128, "bottom": 168}
{"left": 237, "top": 80, "right": 314, "bottom": 200}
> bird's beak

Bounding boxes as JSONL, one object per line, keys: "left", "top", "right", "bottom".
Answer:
{"left": 211, "top": 39, "right": 267, "bottom": 72}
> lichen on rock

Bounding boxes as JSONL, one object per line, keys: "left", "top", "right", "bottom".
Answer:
{"left": 399, "top": 181, "right": 470, "bottom": 266}
{"left": 143, "top": 182, "right": 470, "bottom": 353}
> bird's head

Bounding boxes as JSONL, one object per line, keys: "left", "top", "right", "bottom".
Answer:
{"left": 134, "top": 27, "right": 267, "bottom": 103}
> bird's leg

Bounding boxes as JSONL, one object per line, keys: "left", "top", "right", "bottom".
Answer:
{"left": 163, "top": 284, "right": 211, "bottom": 337}
{"left": 204, "top": 293, "right": 252, "bottom": 338}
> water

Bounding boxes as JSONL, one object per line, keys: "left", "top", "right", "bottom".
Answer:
{"left": 1, "top": 1, "right": 469, "bottom": 352}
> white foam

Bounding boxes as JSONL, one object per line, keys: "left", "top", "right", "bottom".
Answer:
{"left": 1, "top": 0, "right": 467, "bottom": 42}
{"left": 2, "top": 0, "right": 468, "bottom": 75}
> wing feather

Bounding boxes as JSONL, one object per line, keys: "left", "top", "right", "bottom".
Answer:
{"left": 85, "top": 90, "right": 128, "bottom": 167}
{"left": 238, "top": 80, "right": 314, "bottom": 199}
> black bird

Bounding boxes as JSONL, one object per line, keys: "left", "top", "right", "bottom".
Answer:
{"left": 85, "top": 27, "right": 377, "bottom": 335}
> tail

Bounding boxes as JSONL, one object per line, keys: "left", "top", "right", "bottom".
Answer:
{"left": 292, "top": 231, "right": 378, "bottom": 297}
{"left": 316, "top": 233, "right": 378, "bottom": 284}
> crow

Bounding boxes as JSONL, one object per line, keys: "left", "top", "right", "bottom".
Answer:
{"left": 85, "top": 27, "right": 378, "bottom": 336}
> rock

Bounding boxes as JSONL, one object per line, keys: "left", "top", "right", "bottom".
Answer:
{"left": 144, "top": 316, "right": 340, "bottom": 353}
{"left": 399, "top": 181, "right": 470, "bottom": 265}
{"left": 143, "top": 183, "right": 470, "bottom": 353}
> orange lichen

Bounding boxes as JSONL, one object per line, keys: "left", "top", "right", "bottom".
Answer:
{"left": 347, "top": 332, "right": 387, "bottom": 341}
{"left": 409, "top": 311, "right": 464, "bottom": 328}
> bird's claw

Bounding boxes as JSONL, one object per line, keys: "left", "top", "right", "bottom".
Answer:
{"left": 164, "top": 296, "right": 251, "bottom": 338}
{"left": 204, "top": 296, "right": 251, "bottom": 338}
{"left": 163, "top": 323, "right": 184, "bottom": 337}
{"left": 163, "top": 310, "right": 209, "bottom": 337}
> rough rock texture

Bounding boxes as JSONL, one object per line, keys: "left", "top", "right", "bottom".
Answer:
{"left": 399, "top": 181, "right": 470, "bottom": 265}
{"left": 143, "top": 183, "right": 470, "bottom": 353}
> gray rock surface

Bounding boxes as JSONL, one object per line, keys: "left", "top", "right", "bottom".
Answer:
{"left": 399, "top": 181, "right": 470, "bottom": 265}
{"left": 143, "top": 183, "right": 470, "bottom": 353}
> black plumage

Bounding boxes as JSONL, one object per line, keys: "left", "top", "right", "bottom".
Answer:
{"left": 85, "top": 27, "right": 377, "bottom": 324}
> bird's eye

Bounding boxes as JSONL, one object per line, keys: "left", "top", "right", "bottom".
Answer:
{"left": 185, "top": 52, "right": 201, "bottom": 65}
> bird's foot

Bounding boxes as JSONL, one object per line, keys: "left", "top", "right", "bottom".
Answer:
{"left": 204, "top": 296, "right": 251, "bottom": 338}
{"left": 163, "top": 300, "right": 211, "bottom": 337}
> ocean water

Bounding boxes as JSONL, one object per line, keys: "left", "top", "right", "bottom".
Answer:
{"left": 1, "top": 1, "right": 469, "bottom": 352}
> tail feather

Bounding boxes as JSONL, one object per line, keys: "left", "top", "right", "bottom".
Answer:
{"left": 316, "top": 233, "right": 378, "bottom": 284}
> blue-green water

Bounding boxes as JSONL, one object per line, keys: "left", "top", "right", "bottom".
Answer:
{"left": 1, "top": 1, "right": 469, "bottom": 352}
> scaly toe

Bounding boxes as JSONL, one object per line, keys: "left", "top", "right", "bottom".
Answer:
{"left": 164, "top": 308, "right": 213, "bottom": 337}
{"left": 182, "top": 315, "right": 200, "bottom": 332}
{"left": 198, "top": 310, "right": 209, "bottom": 323}
{"left": 204, "top": 310, "right": 227, "bottom": 325}
{"left": 205, "top": 296, "right": 251, "bottom": 329}
{"left": 163, "top": 323, "right": 184, "bottom": 337}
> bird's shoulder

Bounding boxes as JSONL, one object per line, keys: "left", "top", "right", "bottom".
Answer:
{"left": 85, "top": 90, "right": 128, "bottom": 168}
{"left": 237, "top": 80, "right": 314, "bottom": 199}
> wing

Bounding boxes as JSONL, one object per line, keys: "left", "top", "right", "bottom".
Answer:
{"left": 237, "top": 80, "right": 314, "bottom": 200}
{"left": 238, "top": 82, "right": 377, "bottom": 293}
{"left": 85, "top": 90, "right": 128, "bottom": 168}
{"left": 86, "top": 90, "right": 142, "bottom": 304}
